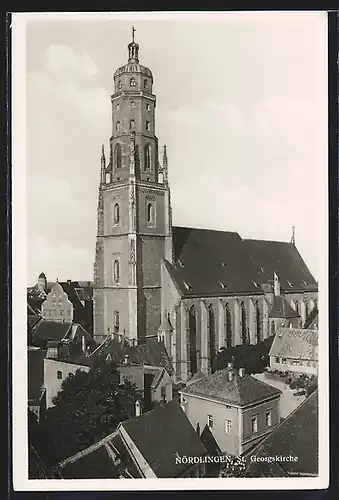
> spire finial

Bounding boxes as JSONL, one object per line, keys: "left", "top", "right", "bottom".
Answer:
{"left": 101, "top": 144, "right": 105, "bottom": 158}
{"left": 128, "top": 27, "right": 139, "bottom": 62}
{"left": 132, "top": 26, "right": 136, "bottom": 43}
{"left": 291, "top": 226, "right": 295, "bottom": 245}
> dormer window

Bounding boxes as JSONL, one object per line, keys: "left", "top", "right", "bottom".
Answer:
{"left": 178, "top": 260, "right": 184, "bottom": 267}
{"left": 130, "top": 78, "right": 136, "bottom": 87}
{"left": 287, "top": 281, "right": 294, "bottom": 287}
{"left": 252, "top": 281, "right": 258, "bottom": 287}
{"left": 183, "top": 281, "right": 192, "bottom": 291}
{"left": 260, "top": 267, "right": 265, "bottom": 273}
{"left": 221, "top": 262, "right": 227, "bottom": 268}
{"left": 302, "top": 280, "right": 308, "bottom": 286}
{"left": 219, "top": 282, "right": 227, "bottom": 290}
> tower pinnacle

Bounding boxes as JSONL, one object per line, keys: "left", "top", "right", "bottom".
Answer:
{"left": 128, "top": 27, "right": 139, "bottom": 62}
{"left": 291, "top": 226, "right": 295, "bottom": 245}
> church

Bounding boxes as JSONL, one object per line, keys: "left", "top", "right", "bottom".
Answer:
{"left": 93, "top": 31, "right": 318, "bottom": 382}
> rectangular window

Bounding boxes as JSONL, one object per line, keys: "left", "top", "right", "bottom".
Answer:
{"left": 251, "top": 415, "right": 258, "bottom": 433}
{"left": 265, "top": 411, "right": 272, "bottom": 427}
{"left": 146, "top": 121, "right": 150, "bottom": 131}
{"left": 307, "top": 361, "right": 311, "bottom": 367}
{"left": 130, "top": 119, "right": 135, "bottom": 130}
{"left": 146, "top": 103, "right": 151, "bottom": 111}
{"left": 207, "top": 415, "right": 214, "bottom": 428}
{"left": 131, "top": 101, "right": 135, "bottom": 108}
{"left": 225, "top": 419, "right": 232, "bottom": 434}
{"left": 275, "top": 357, "right": 280, "bottom": 363}
{"left": 116, "top": 121, "right": 120, "bottom": 131}
{"left": 57, "top": 370, "right": 63, "bottom": 380}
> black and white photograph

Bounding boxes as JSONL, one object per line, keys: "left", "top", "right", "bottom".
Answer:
{"left": 12, "top": 11, "right": 329, "bottom": 490}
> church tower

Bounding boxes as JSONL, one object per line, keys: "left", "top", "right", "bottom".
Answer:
{"left": 93, "top": 29, "right": 173, "bottom": 344}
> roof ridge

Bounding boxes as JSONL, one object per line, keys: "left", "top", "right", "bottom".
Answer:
{"left": 58, "top": 430, "right": 119, "bottom": 467}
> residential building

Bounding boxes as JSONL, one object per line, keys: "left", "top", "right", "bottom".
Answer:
{"left": 92, "top": 31, "right": 318, "bottom": 384}
{"left": 244, "top": 390, "right": 318, "bottom": 477}
{"left": 179, "top": 364, "right": 281, "bottom": 456}
{"left": 268, "top": 327, "right": 318, "bottom": 375}
{"left": 53, "top": 400, "right": 207, "bottom": 478}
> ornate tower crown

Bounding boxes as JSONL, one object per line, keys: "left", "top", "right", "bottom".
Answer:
{"left": 128, "top": 26, "right": 139, "bottom": 62}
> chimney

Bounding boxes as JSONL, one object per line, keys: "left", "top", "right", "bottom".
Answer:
{"left": 239, "top": 368, "right": 245, "bottom": 378}
{"left": 135, "top": 400, "right": 141, "bottom": 417}
{"left": 81, "top": 335, "right": 86, "bottom": 353}
{"left": 227, "top": 362, "right": 233, "bottom": 369}
{"left": 124, "top": 354, "right": 129, "bottom": 365}
{"left": 67, "top": 279, "right": 72, "bottom": 285}
{"left": 228, "top": 371, "right": 234, "bottom": 382}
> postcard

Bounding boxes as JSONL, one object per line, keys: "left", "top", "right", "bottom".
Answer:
{"left": 11, "top": 11, "right": 329, "bottom": 491}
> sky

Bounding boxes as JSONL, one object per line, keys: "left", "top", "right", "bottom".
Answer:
{"left": 20, "top": 12, "right": 327, "bottom": 285}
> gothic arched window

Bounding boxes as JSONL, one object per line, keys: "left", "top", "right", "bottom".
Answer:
{"left": 240, "top": 301, "right": 248, "bottom": 344}
{"left": 144, "top": 144, "right": 151, "bottom": 170}
{"left": 146, "top": 203, "right": 154, "bottom": 224}
{"left": 130, "top": 78, "right": 136, "bottom": 87}
{"left": 113, "top": 260, "right": 120, "bottom": 283}
{"left": 255, "top": 300, "right": 262, "bottom": 343}
{"left": 188, "top": 306, "right": 197, "bottom": 375}
{"left": 225, "top": 302, "right": 232, "bottom": 348}
{"left": 208, "top": 304, "right": 216, "bottom": 370}
{"left": 115, "top": 144, "right": 122, "bottom": 169}
{"left": 114, "top": 203, "right": 120, "bottom": 225}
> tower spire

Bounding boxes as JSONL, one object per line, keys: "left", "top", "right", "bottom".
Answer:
{"left": 291, "top": 226, "right": 295, "bottom": 245}
{"left": 128, "top": 26, "right": 139, "bottom": 62}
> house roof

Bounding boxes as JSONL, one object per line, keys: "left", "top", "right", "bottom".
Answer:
{"left": 186, "top": 370, "right": 206, "bottom": 386}
{"left": 27, "top": 296, "right": 45, "bottom": 313}
{"left": 269, "top": 295, "right": 300, "bottom": 319}
{"left": 269, "top": 327, "right": 318, "bottom": 361}
{"left": 28, "top": 315, "right": 42, "bottom": 330}
{"left": 55, "top": 431, "right": 141, "bottom": 479}
{"left": 58, "top": 281, "right": 84, "bottom": 309}
{"left": 244, "top": 391, "right": 318, "bottom": 476}
{"left": 32, "top": 320, "right": 72, "bottom": 348}
{"left": 144, "top": 365, "right": 164, "bottom": 389}
{"left": 166, "top": 226, "right": 317, "bottom": 297}
{"left": 180, "top": 367, "right": 281, "bottom": 407}
{"left": 28, "top": 348, "right": 47, "bottom": 402}
{"left": 120, "top": 400, "right": 207, "bottom": 477}
{"left": 29, "top": 445, "right": 48, "bottom": 479}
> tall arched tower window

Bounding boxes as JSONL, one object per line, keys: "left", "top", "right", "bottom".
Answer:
{"left": 113, "top": 260, "right": 120, "bottom": 283}
{"left": 144, "top": 144, "right": 151, "bottom": 170}
{"left": 255, "top": 300, "right": 262, "bottom": 343}
{"left": 114, "top": 203, "right": 120, "bottom": 225}
{"left": 115, "top": 144, "right": 122, "bottom": 169}
{"left": 188, "top": 306, "right": 197, "bottom": 375}
{"left": 208, "top": 304, "right": 216, "bottom": 371}
{"left": 146, "top": 203, "right": 153, "bottom": 224}
{"left": 225, "top": 302, "right": 232, "bottom": 348}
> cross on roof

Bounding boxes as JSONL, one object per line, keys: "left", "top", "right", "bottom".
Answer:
{"left": 132, "top": 26, "right": 136, "bottom": 42}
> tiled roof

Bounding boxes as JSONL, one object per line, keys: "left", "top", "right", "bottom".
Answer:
{"left": 244, "top": 391, "right": 318, "bottom": 476}
{"left": 180, "top": 367, "right": 281, "bottom": 407}
{"left": 269, "top": 295, "right": 300, "bottom": 319}
{"left": 166, "top": 226, "right": 317, "bottom": 297}
{"left": 32, "top": 320, "right": 72, "bottom": 348}
{"left": 144, "top": 366, "right": 164, "bottom": 389}
{"left": 269, "top": 327, "right": 318, "bottom": 361}
{"left": 28, "top": 348, "right": 47, "bottom": 402}
{"left": 27, "top": 297, "right": 45, "bottom": 313}
{"left": 28, "top": 315, "right": 41, "bottom": 329}
{"left": 186, "top": 371, "right": 206, "bottom": 386}
{"left": 120, "top": 400, "right": 207, "bottom": 477}
{"left": 55, "top": 431, "right": 141, "bottom": 478}
{"left": 29, "top": 445, "right": 48, "bottom": 479}
{"left": 58, "top": 281, "right": 84, "bottom": 309}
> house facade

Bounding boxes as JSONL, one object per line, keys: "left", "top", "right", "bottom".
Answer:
{"left": 179, "top": 364, "right": 281, "bottom": 456}
{"left": 269, "top": 327, "right": 318, "bottom": 375}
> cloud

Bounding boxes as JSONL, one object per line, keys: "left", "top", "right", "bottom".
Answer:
{"left": 44, "top": 45, "right": 99, "bottom": 80}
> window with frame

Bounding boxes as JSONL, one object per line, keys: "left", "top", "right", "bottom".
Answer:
{"left": 116, "top": 121, "right": 120, "bottom": 132}
{"left": 265, "top": 411, "right": 272, "bottom": 427}
{"left": 144, "top": 144, "right": 151, "bottom": 170}
{"left": 275, "top": 356, "right": 280, "bottom": 363}
{"left": 146, "top": 121, "right": 150, "bottom": 131}
{"left": 146, "top": 202, "right": 154, "bottom": 225}
{"left": 146, "top": 103, "right": 151, "bottom": 111}
{"left": 282, "top": 358, "right": 287, "bottom": 364}
{"left": 251, "top": 415, "right": 258, "bottom": 433}
{"left": 114, "top": 203, "right": 120, "bottom": 225}
{"left": 114, "top": 311, "right": 120, "bottom": 332}
{"left": 131, "top": 101, "right": 136, "bottom": 108}
{"left": 57, "top": 370, "right": 63, "bottom": 380}
{"left": 130, "top": 119, "right": 135, "bottom": 130}
{"left": 224, "top": 419, "right": 232, "bottom": 434}
{"left": 207, "top": 415, "right": 214, "bottom": 428}
{"left": 115, "top": 144, "right": 122, "bottom": 169}
{"left": 116, "top": 103, "right": 120, "bottom": 111}
{"left": 130, "top": 78, "right": 136, "bottom": 87}
{"left": 144, "top": 79, "right": 148, "bottom": 89}
{"left": 113, "top": 259, "right": 120, "bottom": 283}
{"left": 118, "top": 80, "right": 122, "bottom": 90}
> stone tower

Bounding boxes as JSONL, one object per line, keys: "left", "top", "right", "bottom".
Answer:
{"left": 93, "top": 29, "right": 173, "bottom": 344}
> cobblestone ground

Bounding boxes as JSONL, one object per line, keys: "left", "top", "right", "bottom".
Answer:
{"left": 252, "top": 372, "right": 307, "bottom": 419}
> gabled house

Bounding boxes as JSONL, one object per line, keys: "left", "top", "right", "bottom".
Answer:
{"left": 244, "top": 390, "right": 318, "bottom": 477}
{"left": 268, "top": 327, "right": 318, "bottom": 375}
{"left": 179, "top": 363, "right": 281, "bottom": 456}
{"left": 53, "top": 400, "right": 207, "bottom": 478}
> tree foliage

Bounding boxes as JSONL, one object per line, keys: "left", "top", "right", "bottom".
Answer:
{"left": 30, "top": 359, "right": 143, "bottom": 468}
{"left": 213, "top": 337, "right": 274, "bottom": 374}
